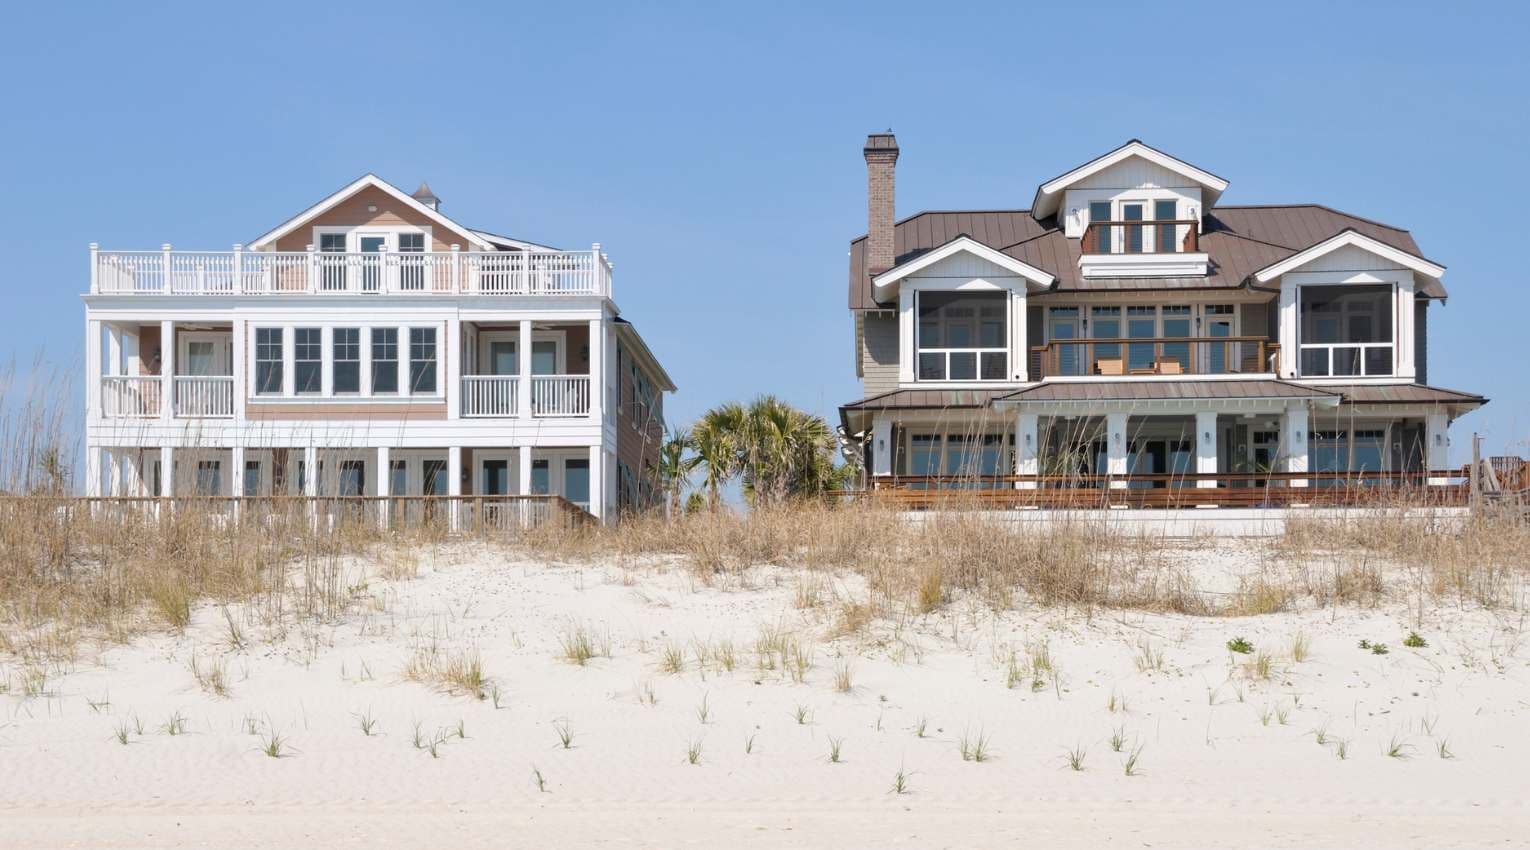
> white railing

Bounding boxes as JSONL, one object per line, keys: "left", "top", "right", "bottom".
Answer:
{"left": 100, "top": 376, "right": 162, "bottom": 418}
{"left": 91, "top": 247, "right": 613, "bottom": 298}
{"left": 173, "top": 376, "right": 234, "bottom": 418}
{"left": 531, "top": 375, "right": 591, "bottom": 417}
{"left": 461, "top": 375, "right": 519, "bottom": 417}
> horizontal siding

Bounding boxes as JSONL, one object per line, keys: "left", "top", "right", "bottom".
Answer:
{"left": 1071, "top": 156, "right": 1201, "bottom": 190}
{"left": 245, "top": 402, "right": 447, "bottom": 421}
{"left": 273, "top": 185, "right": 477, "bottom": 252}
{"left": 860, "top": 313, "right": 899, "bottom": 396}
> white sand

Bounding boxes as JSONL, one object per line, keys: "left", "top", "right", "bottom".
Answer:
{"left": 4, "top": 543, "right": 1529, "bottom": 849}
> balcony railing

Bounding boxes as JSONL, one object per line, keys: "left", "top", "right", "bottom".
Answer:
{"left": 1081, "top": 219, "right": 1200, "bottom": 255}
{"left": 1030, "top": 337, "right": 1278, "bottom": 379}
{"left": 174, "top": 376, "right": 234, "bottom": 418}
{"left": 101, "top": 376, "right": 162, "bottom": 418}
{"left": 530, "top": 375, "right": 591, "bottom": 417}
{"left": 461, "top": 375, "right": 519, "bottom": 417}
{"left": 91, "top": 248, "right": 612, "bottom": 297}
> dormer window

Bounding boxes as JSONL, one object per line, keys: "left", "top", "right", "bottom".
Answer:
{"left": 916, "top": 292, "right": 1007, "bottom": 381}
{"left": 1083, "top": 199, "right": 1192, "bottom": 255}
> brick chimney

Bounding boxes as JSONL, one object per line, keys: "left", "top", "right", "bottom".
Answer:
{"left": 864, "top": 131, "right": 899, "bottom": 275}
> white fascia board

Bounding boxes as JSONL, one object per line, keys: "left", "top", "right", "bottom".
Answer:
{"left": 1032, "top": 141, "right": 1230, "bottom": 218}
{"left": 871, "top": 237, "right": 1053, "bottom": 302}
{"left": 248, "top": 174, "right": 493, "bottom": 251}
{"left": 1253, "top": 231, "right": 1445, "bottom": 284}
{"left": 615, "top": 322, "right": 677, "bottom": 392}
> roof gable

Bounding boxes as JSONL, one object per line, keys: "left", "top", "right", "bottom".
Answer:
{"left": 249, "top": 174, "right": 491, "bottom": 251}
{"left": 1252, "top": 229, "right": 1445, "bottom": 284}
{"left": 1031, "top": 140, "right": 1229, "bottom": 219}
{"left": 871, "top": 235, "right": 1053, "bottom": 302}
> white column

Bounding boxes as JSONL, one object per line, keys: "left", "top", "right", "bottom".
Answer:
{"left": 1277, "top": 283, "right": 1299, "bottom": 378}
{"left": 518, "top": 445, "right": 533, "bottom": 495}
{"left": 377, "top": 445, "right": 392, "bottom": 528}
{"left": 85, "top": 318, "right": 101, "bottom": 421}
{"left": 517, "top": 319, "right": 533, "bottom": 420}
{"left": 124, "top": 450, "right": 143, "bottom": 497}
{"left": 1015, "top": 412, "right": 1039, "bottom": 489}
{"left": 1425, "top": 413, "right": 1449, "bottom": 486}
{"left": 231, "top": 319, "right": 247, "bottom": 421}
{"left": 303, "top": 444, "right": 319, "bottom": 529}
{"left": 447, "top": 446, "right": 462, "bottom": 532}
{"left": 160, "top": 319, "right": 175, "bottom": 422}
{"left": 107, "top": 448, "right": 123, "bottom": 496}
{"left": 1195, "top": 411, "right": 1219, "bottom": 489}
{"left": 587, "top": 316, "right": 604, "bottom": 425}
{"left": 160, "top": 446, "right": 175, "bottom": 498}
{"left": 446, "top": 319, "right": 462, "bottom": 420}
{"left": 84, "top": 446, "right": 103, "bottom": 497}
{"left": 231, "top": 445, "right": 246, "bottom": 523}
{"left": 870, "top": 416, "right": 893, "bottom": 479}
{"left": 1282, "top": 406, "right": 1309, "bottom": 488}
{"left": 106, "top": 325, "right": 123, "bottom": 376}
{"left": 588, "top": 444, "right": 605, "bottom": 522}
{"left": 1106, "top": 412, "right": 1129, "bottom": 489}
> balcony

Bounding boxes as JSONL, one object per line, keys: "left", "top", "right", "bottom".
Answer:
{"left": 99, "top": 375, "right": 233, "bottom": 419}
{"left": 1030, "top": 337, "right": 1278, "bottom": 379}
{"left": 459, "top": 374, "right": 590, "bottom": 418}
{"left": 91, "top": 248, "right": 612, "bottom": 298}
{"left": 530, "top": 375, "right": 590, "bottom": 417}
{"left": 1078, "top": 219, "right": 1209, "bottom": 278}
{"left": 461, "top": 376, "right": 519, "bottom": 418}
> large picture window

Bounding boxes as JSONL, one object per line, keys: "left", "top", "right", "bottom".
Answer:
{"left": 916, "top": 292, "right": 1007, "bottom": 381}
{"left": 1299, "top": 285, "right": 1394, "bottom": 376}
{"left": 254, "top": 328, "right": 283, "bottom": 395}
{"left": 371, "top": 328, "right": 398, "bottom": 393}
{"left": 294, "top": 328, "right": 322, "bottom": 394}
{"left": 333, "top": 328, "right": 360, "bottom": 393}
{"left": 409, "top": 328, "right": 438, "bottom": 394}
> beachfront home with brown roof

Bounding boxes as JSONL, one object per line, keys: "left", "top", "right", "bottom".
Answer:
{"left": 82, "top": 175, "right": 675, "bottom": 524}
{"left": 842, "top": 136, "right": 1485, "bottom": 504}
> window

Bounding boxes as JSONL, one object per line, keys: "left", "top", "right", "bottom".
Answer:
{"left": 1312, "top": 428, "right": 1388, "bottom": 486}
{"left": 906, "top": 433, "right": 1011, "bottom": 489}
{"left": 1122, "top": 203, "right": 1145, "bottom": 253}
{"left": 319, "top": 233, "right": 346, "bottom": 290}
{"left": 195, "top": 461, "right": 222, "bottom": 496}
{"left": 1299, "top": 285, "right": 1394, "bottom": 376}
{"left": 1088, "top": 201, "right": 1112, "bottom": 253}
{"left": 333, "top": 328, "right": 360, "bottom": 393}
{"left": 409, "top": 328, "right": 438, "bottom": 393}
{"left": 1154, "top": 200, "right": 1178, "bottom": 253}
{"left": 916, "top": 292, "right": 1007, "bottom": 381}
{"left": 337, "top": 460, "right": 365, "bottom": 496}
{"left": 294, "top": 328, "right": 322, "bottom": 394}
{"left": 389, "top": 460, "right": 407, "bottom": 497}
{"left": 243, "top": 460, "right": 261, "bottom": 497}
{"left": 255, "top": 328, "right": 283, "bottom": 395}
{"left": 369, "top": 328, "right": 398, "bottom": 393}
{"left": 399, "top": 233, "right": 426, "bottom": 290}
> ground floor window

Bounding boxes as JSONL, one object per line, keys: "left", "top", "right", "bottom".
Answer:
{"left": 904, "top": 432, "right": 1012, "bottom": 488}
{"left": 1311, "top": 428, "right": 1387, "bottom": 485}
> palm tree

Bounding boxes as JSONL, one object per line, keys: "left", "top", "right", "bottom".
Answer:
{"left": 691, "top": 396, "right": 840, "bottom": 506}
{"left": 655, "top": 427, "right": 699, "bottom": 518}
{"left": 691, "top": 401, "right": 746, "bottom": 508}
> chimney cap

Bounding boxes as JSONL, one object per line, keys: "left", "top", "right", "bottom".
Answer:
{"left": 864, "top": 131, "right": 899, "bottom": 157}
{"left": 411, "top": 181, "right": 440, "bottom": 205}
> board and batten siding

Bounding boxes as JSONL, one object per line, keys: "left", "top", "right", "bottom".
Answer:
{"left": 858, "top": 312, "right": 899, "bottom": 396}
{"left": 1294, "top": 243, "right": 1407, "bottom": 273}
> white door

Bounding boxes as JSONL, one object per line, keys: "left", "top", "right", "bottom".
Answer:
{"left": 179, "top": 333, "right": 231, "bottom": 376}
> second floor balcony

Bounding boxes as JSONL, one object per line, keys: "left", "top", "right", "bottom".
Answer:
{"left": 90, "top": 246, "right": 613, "bottom": 298}
{"left": 1030, "top": 336, "right": 1280, "bottom": 379}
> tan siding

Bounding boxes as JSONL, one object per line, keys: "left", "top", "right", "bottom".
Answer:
{"left": 615, "top": 340, "right": 665, "bottom": 513}
{"left": 860, "top": 313, "right": 899, "bottom": 395}
{"left": 245, "top": 402, "right": 447, "bottom": 421}
{"left": 272, "top": 185, "right": 477, "bottom": 252}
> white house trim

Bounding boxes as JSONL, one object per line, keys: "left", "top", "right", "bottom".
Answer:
{"left": 1253, "top": 230, "right": 1445, "bottom": 284}
{"left": 1032, "top": 140, "right": 1229, "bottom": 219}
{"left": 248, "top": 174, "right": 492, "bottom": 251}
{"left": 872, "top": 236, "right": 1053, "bottom": 304}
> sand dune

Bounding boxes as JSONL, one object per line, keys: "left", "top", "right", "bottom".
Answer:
{"left": 3, "top": 543, "right": 1527, "bottom": 849}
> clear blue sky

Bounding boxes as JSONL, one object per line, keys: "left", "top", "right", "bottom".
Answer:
{"left": 2, "top": 0, "right": 1526, "bottom": 462}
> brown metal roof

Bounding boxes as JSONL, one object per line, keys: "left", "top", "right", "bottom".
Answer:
{"left": 994, "top": 380, "right": 1339, "bottom": 404}
{"left": 1324, "top": 383, "right": 1487, "bottom": 406}
{"left": 848, "top": 205, "right": 1446, "bottom": 309}
{"left": 840, "top": 388, "right": 1008, "bottom": 411}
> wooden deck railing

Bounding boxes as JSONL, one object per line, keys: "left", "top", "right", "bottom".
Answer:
{"left": 1030, "top": 337, "right": 1279, "bottom": 379}
{"left": 1081, "top": 219, "right": 1200, "bottom": 254}
{"left": 846, "top": 470, "right": 1471, "bottom": 510}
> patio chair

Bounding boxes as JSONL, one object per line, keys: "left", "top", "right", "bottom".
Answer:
{"left": 1156, "top": 357, "right": 1183, "bottom": 375}
{"left": 1095, "top": 357, "right": 1125, "bottom": 376}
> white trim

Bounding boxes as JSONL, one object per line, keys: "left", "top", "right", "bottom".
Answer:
{"left": 312, "top": 224, "right": 432, "bottom": 254}
{"left": 248, "top": 174, "right": 491, "bottom": 251}
{"left": 872, "top": 236, "right": 1054, "bottom": 295}
{"left": 1253, "top": 230, "right": 1444, "bottom": 283}
{"left": 1033, "top": 141, "right": 1229, "bottom": 219}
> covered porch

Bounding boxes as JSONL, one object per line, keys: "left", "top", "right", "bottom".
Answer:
{"left": 96, "top": 320, "right": 235, "bottom": 419}
{"left": 458, "top": 319, "right": 599, "bottom": 418}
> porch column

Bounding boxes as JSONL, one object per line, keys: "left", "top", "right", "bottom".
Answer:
{"left": 1282, "top": 406, "right": 1309, "bottom": 488}
{"left": 1106, "top": 412, "right": 1129, "bottom": 489}
{"left": 231, "top": 445, "right": 245, "bottom": 524}
{"left": 588, "top": 316, "right": 604, "bottom": 425}
{"left": 1014, "top": 412, "right": 1039, "bottom": 489}
{"left": 1195, "top": 411, "right": 1219, "bottom": 489}
{"left": 447, "top": 446, "right": 462, "bottom": 532}
{"left": 518, "top": 444, "right": 534, "bottom": 529}
{"left": 517, "top": 319, "right": 533, "bottom": 421}
{"left": 84, "top": 446, "right": 103, "bottom": 497}
{"left": 85, "top": 318, "right": 101, "bottom": 421}
{"left": 588, "top": 444, "right": 605, "bottom": 522}
{"left": 870, "top": 416, "right": 893, "bottom": 481}
{"left": 1425, "top": 412, "right": 1450, "bottom": 486}
{"left": 446, "top": 319, "right": 462, "bottom": 420}
{"left": 377, "top": 445, "right": 392, "bottom": 528}
{"left": 231, "top": 319, "right": 247, "bottom": 421}
{"left": 106, "top": 448, "right": 123, "bottom": 496}
{"left": 124, "top": 450, "right": 143, "bottom": 497}
{"left": 160, "top": 446, "right": 175, "bottom": 498}
{"left": 160, "top": 320, "right": 175, "bottom": 422}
